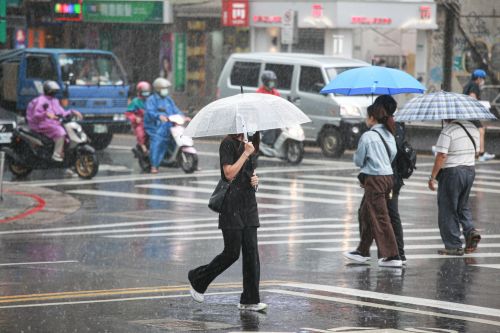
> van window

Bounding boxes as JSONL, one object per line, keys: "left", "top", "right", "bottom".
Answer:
{"left": 26, "top": 55, "right": 57, "bottom": 81}
{"left": 299, "top": 66, "right": 325, "bottom": 94}
{"left": 325, "top": 66, "right": 361, "bottom": 81}
{"left": 264, "top": 63, "right": 293, "bottom": 90}
{"left": 230, "top": 61, "right": 260, "bottom": 87}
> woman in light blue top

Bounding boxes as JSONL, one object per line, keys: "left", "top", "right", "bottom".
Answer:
{"left": 344, "top": 104, "right": 402, "bottom": 268}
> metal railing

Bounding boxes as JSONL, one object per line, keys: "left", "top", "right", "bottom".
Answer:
{"left": 0, "top": 151, "right": 4, "bottom": 201}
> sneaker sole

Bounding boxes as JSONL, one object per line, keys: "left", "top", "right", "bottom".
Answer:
{"left": 343, "top": 253, "right": 370, "bottom": 263}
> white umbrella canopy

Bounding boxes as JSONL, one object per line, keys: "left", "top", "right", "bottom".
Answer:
{"left": 184, "top": 93, "right": 311, "bottom": 138}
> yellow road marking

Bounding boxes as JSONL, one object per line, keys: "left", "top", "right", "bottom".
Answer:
{"left": 0, "top": 280, "right": 285, "bottom": 304}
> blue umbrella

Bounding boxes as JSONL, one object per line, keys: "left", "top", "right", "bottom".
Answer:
{"left": 320, "top": 66, "right": 426, "bottom": 95}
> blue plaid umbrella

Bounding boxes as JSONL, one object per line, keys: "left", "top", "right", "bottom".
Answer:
{"left": 320, "top": 66, "right": 426, "bottom": 95}
{"left": 395, "top": 91, "right": 497, "bottom": 122}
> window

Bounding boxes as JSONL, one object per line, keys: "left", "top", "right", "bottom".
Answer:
{"left": 59, "top": 53, "right": 126, "bottom": 86}
{"left": 230, "top": 61, "right": 260, "bottom": 87}
{"left": 265, "top": 63, "right": 293, "bottom": 90}
{"left": 325, "top": 66, "right": 361, "bottom": 81}
{"left": 26, "top": 55, "right": 57, "bottom": 81}
{"left": 299, "top": 66, "right": 325, "bottom": 94}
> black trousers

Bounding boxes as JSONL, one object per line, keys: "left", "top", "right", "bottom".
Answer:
{"left": 387, "top": 190, "right": 405, "bottom": 258}
{"left": 188, "top": 227, "right": 260, "bottom": 304}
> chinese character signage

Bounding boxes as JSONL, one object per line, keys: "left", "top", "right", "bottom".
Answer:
{"left": 54, "top": 0, "right": 83, "bottom": 21}
{"left": 84, "top": 0, "right": 164, "bottom": 23}
{"left": 174, "top": 33, "right": 186, "bottom": 92}
{"left": 222, "top": 0, "right": 249, "bottom": 27}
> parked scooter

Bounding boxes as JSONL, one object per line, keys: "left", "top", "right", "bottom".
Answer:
{"left": 259, "top": 125, "right": 305, "bottom": 164}
{"left": 2, "top": 114, "right": 99, "bottom": 179}
{"left": 133, "top": 114, "right": 198, "bottom": 173}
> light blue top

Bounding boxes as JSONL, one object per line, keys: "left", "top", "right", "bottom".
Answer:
{"left": 144, "top": 93, "right": 183, "bottom": 136}
{"left": 353, "top": 124, "right": 397, "bottom": 176}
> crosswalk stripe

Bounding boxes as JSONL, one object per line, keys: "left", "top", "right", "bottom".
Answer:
{"left": 406, "top": 253, "right": 500, "bottom": 259}
{"left": 135, "top": 184, "right": 348, "bottom": 204}
{"left": 470, "top": 264, "right": 500, "bottom": 269}
{"left": 66, "top": 190, "right": 293, "bottom": 210}
{"left": 309, "top": 243, "right": 500, "bottom": 252}
{"left": 258, "top": 176, "right": 433, "bottom": 195}
{"left": 299, "top": 174, "right": 500, "bottom": 194}
{"left": 187, "top": 181, "right": 365, "bottom": 197}
{"left": 38, "top": 217, "right": 350, "bottom": 237}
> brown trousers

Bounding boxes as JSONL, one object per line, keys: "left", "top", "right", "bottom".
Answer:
{"left": 357, "top": 175, "right": 399, "bottom": 258}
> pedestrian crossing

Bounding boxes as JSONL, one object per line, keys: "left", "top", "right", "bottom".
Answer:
{"left": 58, "top": 162, "right": 500, "bottom": 264}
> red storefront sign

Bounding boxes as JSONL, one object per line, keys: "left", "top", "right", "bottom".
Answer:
{"left": 351, "top": 16, "right": 392, "bottom": 25}
{"left": 420, "top": 6, "right": 431, "bottom": 19}
{"left": 222, "top": 0, "right": 249, "bottom": 27}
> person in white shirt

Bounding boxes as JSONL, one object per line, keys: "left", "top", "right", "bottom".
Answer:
{"left": 428, "top": 119, "right": 481, "bottom": 255}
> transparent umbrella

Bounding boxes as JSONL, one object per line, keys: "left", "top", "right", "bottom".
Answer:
{"left": 184, "top": 93, "right": 311, "bottom": 138}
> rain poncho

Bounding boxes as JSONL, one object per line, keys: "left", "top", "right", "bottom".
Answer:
{"left": 126, "top": 97, "right": 147, "bottom": 146}
{"left": 26, "top": 95, "right": 72, "bottom": 140}
{"left": 144, "top": 93, "right": 183, "bottom": 168}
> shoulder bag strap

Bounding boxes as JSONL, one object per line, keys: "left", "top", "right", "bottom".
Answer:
{"left": 454, "top": 122, "right": 477, "bottom": 155}
{"left": 372, "top": 129, "right": 391, "bottom": 162}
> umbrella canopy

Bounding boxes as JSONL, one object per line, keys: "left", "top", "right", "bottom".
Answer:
{"left": 184, "top": 93, "right": 311, "bottom": 138}
{"left": 394, "top": 91, "right": 497, "bottom": 122}
{"left": 320, "top": 65, "right": 426, "bottom": 95}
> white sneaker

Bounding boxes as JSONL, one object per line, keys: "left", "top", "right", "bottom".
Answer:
{"left": 479, "top": 152, "right": 495, "bottom": 162}
{"left": 189, "top": 284, "right": 204, "bottom": 303}
{"left": 237, "top": 302, "right": 268, "bottom": 312}
{"left": 52, "top": 153, "right": 63, "bottom": 162}
{"left": 343, "top": 251, "right": 370, "bottom": 264}
{"left": 378, "top": 257, "right": 403, "bottom": 268}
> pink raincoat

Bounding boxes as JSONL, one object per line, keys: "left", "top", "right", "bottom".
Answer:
{"left": 26, "top": 95, "right": 72, "bottom": 140}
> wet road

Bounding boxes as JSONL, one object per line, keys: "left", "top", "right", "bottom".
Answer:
{"left": 1, "top": 134, "right": 500, "bottom": 333}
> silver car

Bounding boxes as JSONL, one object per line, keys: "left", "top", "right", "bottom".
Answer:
{"left": 217, "top": 52, "right": 372, "bottom": 157}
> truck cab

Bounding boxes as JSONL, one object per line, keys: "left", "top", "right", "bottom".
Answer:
{"left": 0, "top": 48, "right": 129, "bottom": 150}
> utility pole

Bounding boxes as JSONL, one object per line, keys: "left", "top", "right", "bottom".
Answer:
{"left": 441, "top": 0, "right": 459, "bottom": 92}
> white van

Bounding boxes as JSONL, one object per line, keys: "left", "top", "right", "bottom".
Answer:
{"left": 217, "top": 52, "right": 372, "bottom": 157}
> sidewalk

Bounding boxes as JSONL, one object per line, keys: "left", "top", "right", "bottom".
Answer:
{"left": 0, "top": 185, "right": 80, "bottom": 225}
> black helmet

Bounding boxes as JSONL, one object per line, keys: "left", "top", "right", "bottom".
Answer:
{"left": 43, "top": 80, "right": 61, "bottom": 96}
{"left": 261, "top": 70, "right": 277, "bottom": 88}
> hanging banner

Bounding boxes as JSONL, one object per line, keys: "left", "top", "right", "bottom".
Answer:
{"left": 174, "top": 33, "right": 186, "bottom": 92}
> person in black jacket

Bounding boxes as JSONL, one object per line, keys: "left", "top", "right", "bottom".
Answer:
{"left": 373, "top": 95, "right": 407, "bottom": 265}
{"left": 188, "top": 132, "right": 267, "bottom": 312}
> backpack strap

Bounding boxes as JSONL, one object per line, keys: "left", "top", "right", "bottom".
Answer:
{"left": 454, "top": 121, "right": 477, "bottom": 155}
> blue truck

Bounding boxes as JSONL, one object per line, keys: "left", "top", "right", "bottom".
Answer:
{"left": 0, "top": 48, "right": 129, "bottom": 150}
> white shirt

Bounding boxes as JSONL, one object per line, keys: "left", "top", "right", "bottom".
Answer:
{"left": 434, "top": 120, "right": 479, "bottom": 168}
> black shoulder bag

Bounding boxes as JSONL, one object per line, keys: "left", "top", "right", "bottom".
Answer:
{"left": 208, "top": 178, "right": 231, "bottom": 213}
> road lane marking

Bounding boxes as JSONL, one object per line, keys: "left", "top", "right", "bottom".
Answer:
{"left": 0, "top": 260, "right": 77, "bottom": 267}
{"left": 264, "top": 289, "right": 500, "bottom": 327}
{"left": 405, "top": 253, "right": 500, "bottom": 259}
{"left": 470, "top": 264, "right": 500, "bottom": 269}
{"left": 282, "top": 282, "right": 500, "bottom": 318}
{"left": 66, "top": 189, "right": 293, "bottom": 210}
{"left": 136, "top": 184, "right": 348, "bottom": 204}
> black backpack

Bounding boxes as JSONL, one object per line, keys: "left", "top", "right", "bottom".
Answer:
{"left": 393, "top": 123, "right": 417, "bottom": 179}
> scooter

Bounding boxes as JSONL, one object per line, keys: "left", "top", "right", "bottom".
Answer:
{"left": 259, "top": 125, "right": 305, "bottom": 164}
{"left": 132, "top": 114, "right": 198, "bottom": 174}
{"left": 2, "top": 115, "right": 99, "bottom": 179}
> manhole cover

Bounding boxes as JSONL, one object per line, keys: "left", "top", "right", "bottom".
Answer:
{"left": 131, "top": 318, "right": 238, "bottom": 331}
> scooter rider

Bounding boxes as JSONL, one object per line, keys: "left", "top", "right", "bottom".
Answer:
{"left": 257, "top": 70, "right": 281, "bottom": 147}
{"left": 144, "top": 77, "right": 188, "bottom": 174}
{"left": 26, "top": 80, "right": 82, "bottom": 162}
{"left": 126, "top": 81, "right": 151, "bottom": 155}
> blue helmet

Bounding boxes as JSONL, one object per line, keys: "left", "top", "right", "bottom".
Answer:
{"left": 472, "top": 69, "right": 486, "bottom": 79}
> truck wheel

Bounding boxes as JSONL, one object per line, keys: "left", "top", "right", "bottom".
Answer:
{"left": 75, "top": 152, "right": 99, "bottom": 179}
{"left": 177, "top": 151, "right": 198, "bottom": 174}
{"left": 319, "top": 128, "right": 345, "bottom": 158}
{"left": 89, "top": 132, "right": 113, "bottom": 150}
{"left": 286, "top": 140, "right": 304, "bottom": 165}
{"left": 8, "top": 158, "right": 32, "bottom": 178}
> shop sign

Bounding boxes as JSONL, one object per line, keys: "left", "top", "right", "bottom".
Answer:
{"left": 222, "top": 0, "right": 249, "bottom": 27}
{"left": 351, "top": 16, "right": 392, "bottom": 25}
{"left": 420, "top": 6, "right": 431, "bottom": 20}
{"left": 311, "top": 4, "right": 323, "bottom": 18}
{"left": 54, "top": 0, "right": 83, "bottom": 22}
{"left": 84, "top": 0, "right": 167, "bottom": 24}
{"left": 253, "top": 15, "right": 281, "bottom": 24}
{"left": 281, "top": 9, "right": 297, "bottom": 45}
{"left": 174, "top": 33, "right": 186, "bottom": 92}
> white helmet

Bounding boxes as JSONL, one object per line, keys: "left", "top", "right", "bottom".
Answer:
{"left": 43, "top": 80, "right": 61, "bottom": 96}
{"left": 153, "top": 77, "right": 171, "bottom": 92}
